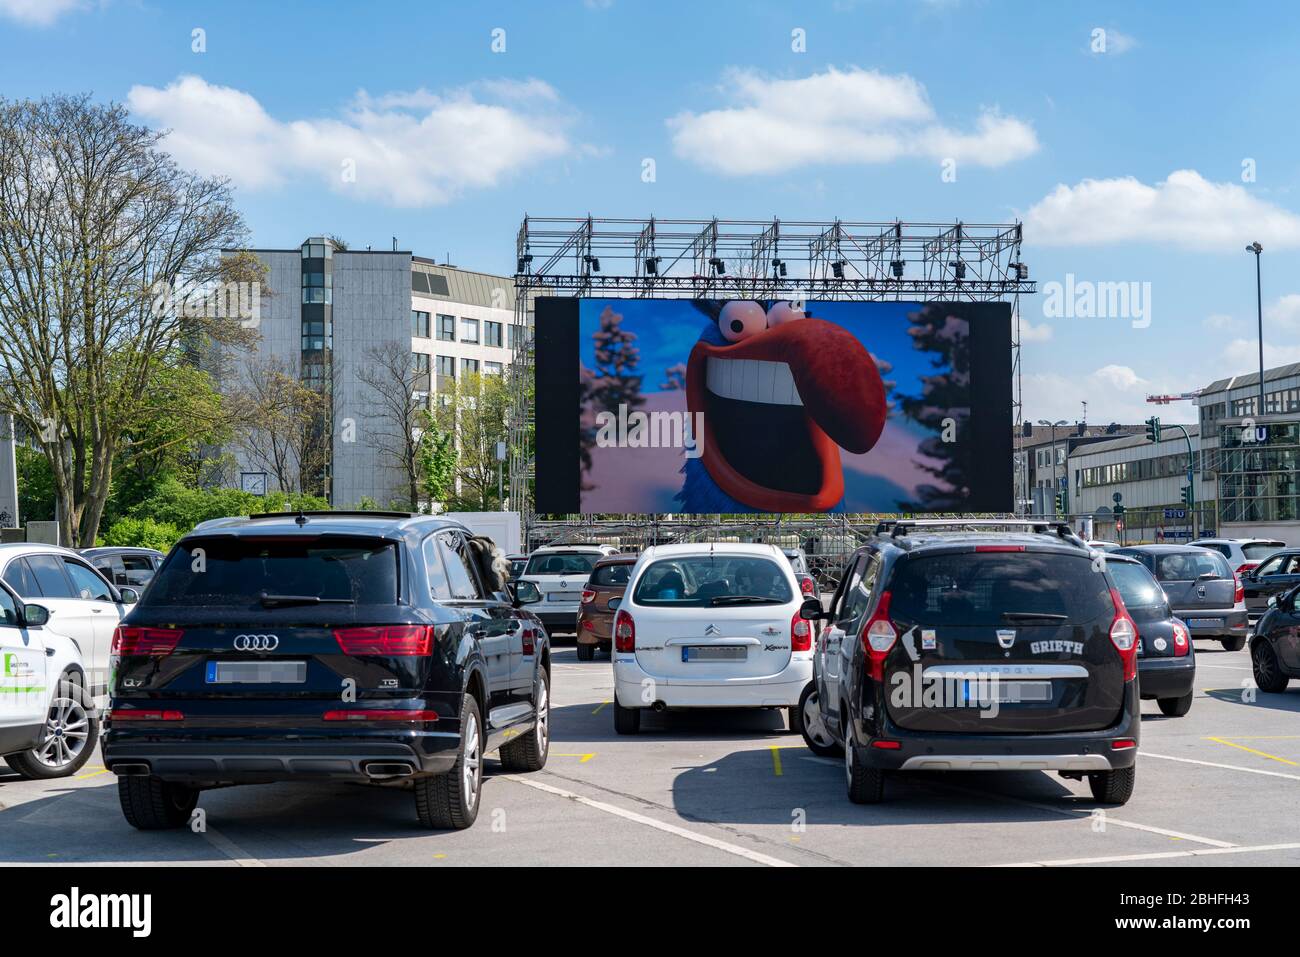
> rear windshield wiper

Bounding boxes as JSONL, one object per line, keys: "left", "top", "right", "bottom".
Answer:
{"left": 1001, "top": 611, "right": 1069, "bottom": 622}
{"left": 259, "top": 593, "right": 355, "bottom": 608}
{"left": 710, "top": 595, "right": 781, "bottom": 605}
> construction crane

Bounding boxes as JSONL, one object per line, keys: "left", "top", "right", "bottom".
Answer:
{"left": 1146, "top": 391, "right": 1201, "bottom": 405}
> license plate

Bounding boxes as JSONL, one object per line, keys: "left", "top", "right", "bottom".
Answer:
{"left": 1188, "top": 618, "right": 1224, "bottom": 629}
{"left": 549, "top": 592, "right": 581, "bottom": 602}
{"left": 963, "top": 679, "right": 1052, "bottom": 703}
{"left": 682, "top": 645, "right": 747, "bottom": 662}
{"left": 205, "top": 661, "right": 306, "bottom": 684}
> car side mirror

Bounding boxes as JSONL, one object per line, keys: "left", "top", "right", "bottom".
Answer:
{"left": 608, "top": 597, "right": 621, "bottom": 611}
{"left": 1268, "top": 595, "right": 1279, "bottom": 608}
{"left": 118, "top": 587, "right": 140, "bottom": 605}
{"left": 800, "top": 597, "right": 826, "bottom": 621}
{"left": 510, "top": 580, "right": 541, "bottom": 607}
{"left": 22, "top": 603, "right": 49, "bottom": 627}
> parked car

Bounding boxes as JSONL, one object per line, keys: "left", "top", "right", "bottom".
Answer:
{"left": 103, "top": 511, "right": 551, "bottom": 831}
{"left": 0, "top": 544, "right": 141, "bottom": 700}
{"left": 800, "top": 519, "right": 1140, "bottom": 805}
{"left": 0, "top": 577, "right": 100, "bottom": 778}
{"left": 1249, "top": 582, "right": 1300, "bottom": 693}
{"left": 576, "top": 555, "right": 636, "bottom": 661}
{"left": 1240, "top": 548, "right": 1300, "bottom": 616}
{"left": 520, "top": 544, "right": 620, "bottom": 635}
{"left": 506, "top": 554, "right": 528, "bottom": 580}
{"left": 1190, "top": 537, "right": 1286, "bottom": 577}
{"left": 1087, "top": 540, "right": 1122, "bottom": 553}
{"left": 81, "top": 547, "right": 166, "bottom": 589}
{"left": 782, "top": 547, "right": 818, "bottom": 597}
{"left": 611, "top": 543, "right": 815, "bottom": 734}
{"left": 1105, "top": 555, "right": 1196, "bottom": 716}
{"left": 1114, "top": 545, "right": 1249, "bottom": 650}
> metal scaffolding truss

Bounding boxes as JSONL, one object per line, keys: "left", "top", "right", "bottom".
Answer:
{"left": 508, "top": 215, "right": 1035, "bottom": 520}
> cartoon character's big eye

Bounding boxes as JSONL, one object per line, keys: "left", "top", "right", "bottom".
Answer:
{"left": 766, "top": 301, "right": 805, "bottom": 326}
{"left": 718, "top": 301, "right": 767, "bottom": 343}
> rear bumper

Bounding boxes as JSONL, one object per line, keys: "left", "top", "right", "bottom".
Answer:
{"left": 576, "top": 614, "right": 612, "bottom": 647}
{"left": 613, "top": 655, "right": 813, "bottom": 709}
{"left": 536, "top": 610, "right": 579, "bottom": 633}
{"left": 1176, "top": 608, "right": 1249, "bottom": 637}
{"left": 1138, "top": 655, "right": 1196, "bottom": 699}
{"left": 856, "top": 680, "right": 1140, "bottom": 772}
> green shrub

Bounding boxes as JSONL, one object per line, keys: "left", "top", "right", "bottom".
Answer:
{"left": 101, "top": 517, "right": 185, "bottom": 552}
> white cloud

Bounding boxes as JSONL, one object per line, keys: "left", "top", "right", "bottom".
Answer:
{"left": 127, "top": 75, "right": 577, "bottom": 207}
{"left": 1096, "top": 28, "right": 1138, "bottom": 55}
{"left": 1021, "top": 169, "right": 1300, "bottom": 250}
{"left": 1023, "top": 364, "right": 1157, "bottom": 424}
{"left": 1223, "top": 338, "right": 1300, "bottom": 370}
{"left": 667, "top": 67, "right": 1038, "bottom": 175}
{"left": 0, "top": 0, "right": 85, "bottom": 25}
{"left": 1019, "top": 319, "right": 1054, "bottom": 343}
{"left": 1202, "top": 313, "right": 1238, "bottom": 331}
{"left": 1265, "top": 293, "right": 1300, "bottom": 331}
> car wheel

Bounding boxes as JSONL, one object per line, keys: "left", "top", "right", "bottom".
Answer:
{"left": 499, "top": 670, "right": 549, "bottom": 773}
{"left": 415, "top": 693, "right": 482, "bottom": 829}
{"left": 575, "top": 642, "right": 595, "bottom": 662}
{"left": 844, "top": 731, "right": 886, "bottom": 804}
{"left": 796, "top": 683, "right": 841, "bottom": 757}
{"left": 613, "top": 695, "right": 641, "bottom": 735}
{"left": 1252, "top": 641, "right": 1291, "bottom": 693}
{"left": 1157, "top": 692, "right": 1193, "bottom": 717}
{"left": 4, "top": 676, "right": 98, "bottom": 780}
{"left": 1221, "top": 635, "right": 1247, "bottom": 652}
{"left": 118, "top": 775, "right": 199, "bottom": 830}
{"left": 1088, "top": 766, "right": 1136, "bottom": 805}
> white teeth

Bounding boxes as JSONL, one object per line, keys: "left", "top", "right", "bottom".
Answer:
{"left": 706, "top": 357, "right": 802, "bottom": 405}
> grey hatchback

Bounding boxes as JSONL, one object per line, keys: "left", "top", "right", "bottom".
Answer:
{"left": 1114, "top": 545, "right": 1249, "bottom": 651}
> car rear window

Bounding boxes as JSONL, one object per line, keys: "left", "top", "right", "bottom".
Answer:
{"left": 590, "top": 563, "right": 632, "bottom": 586}
{"left": 633, "top": 556, "right": 792, "bottom": 607}
{"left": 526, "top": 551, "right": 600, "bottom": 576}
{"left": 1107, "top": 561, "right": 1170, "bottom": 623}
{"left": 1151, "top": 550, "right": 1232, "bottom": 581}
{"left": 1243, "top": 542, "right": 1286, "bottom": 561}
{"left": 888, "top": 551, "right": 1113, "bottom": 626}
{"left": 144, "top": 536, "right": 399, "bottom": 607}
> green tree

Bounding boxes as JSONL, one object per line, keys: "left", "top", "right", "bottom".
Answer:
{"left": 435, "top": 371, "right": 511, "bottom": 510}
{"left": 416, "top": 408, "right": 457, "bottom": 508}
{"left": 15, "top": 444, "right": 54, "bottom": 524}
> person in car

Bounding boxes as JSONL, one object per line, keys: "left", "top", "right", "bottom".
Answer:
{"left": 737, "top": 560, "right": 787, "bottom": 600}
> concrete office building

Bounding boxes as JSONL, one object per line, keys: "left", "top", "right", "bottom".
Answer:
{"left": 215, "top": 237, "right": 523, "bottom": 508}
{"left": 1014, "top": 422, "right": 1145, "bottom": 517}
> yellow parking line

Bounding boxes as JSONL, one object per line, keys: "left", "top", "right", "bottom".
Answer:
{"left": 1207, "top": 736, "right": 1300, "bottom": 767}
{"left": 770, "top": 746, "right": 783, "bottom": 777}
{"left": 1209, "top": 735, "right": 1300, "bottom": 741}
{"left": 74, "top": 768, "right": 110, "bottom": 780}
{"left": 552, "top": 752, "right": 596, "bottom": 763}
{"left": 591, "top": 700, "right": 610, "bottom": 715}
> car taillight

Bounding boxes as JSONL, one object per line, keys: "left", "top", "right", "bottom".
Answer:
{"left": 1237, "top": 562, "right": 1258, "bottom": 576}
{"left": 975, "top": 545, "right": 1025, "bottom": 552}
{"left": 322, "top": 709, "right": 439, "bottom": 722}
{"left": 614, "top": 609, "right": 635, "bottom": 652}
{"left": 520, "top": 625, "right": 537, "bottom": 656}
{"left": 111, "top": 626, "right": 184, "bottom": 657}
{"left": 581, "top": 618, "right": 594, "bottom": 632}
{"left": 860, "top": 591, "right": 896, "bottom": 682}
{"left": 1233, "top": 573, "right": 1244, "bottom": 605}
{"left": 581, "top": 588, "right": 597, "bottom": 604}
{"left": 1172, "top": 623, "right": 1190, "bottom": 657}
{"left": 791, "top": 610, "right": 812, "bottom": 652}
{"left": 799, "top": 575, "right": 816, "bottom": 596}
{"left": 111, "top": 709, "right": 184, "bottom": 721}
{"left": 1107, "top": 588, "right": 1138, "bottom": 681}
{"left": 333, "top": 625, "right": 433, "bottom": 656}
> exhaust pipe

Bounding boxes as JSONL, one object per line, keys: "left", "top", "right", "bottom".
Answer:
{"left": 652, "top": 701, "right": 667, "bottom": 713}
{"left": 364, "top": 762, "right": 415, "bottom": 780}
{"left": 111, "top": 763, "right": 151, "bottom": 777}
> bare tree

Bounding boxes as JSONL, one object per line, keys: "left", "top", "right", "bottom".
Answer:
{"left": 228, "top": 355, "right": 333, "bottom": 497}
{"left": 357, "top": 341, "right": 428, "bottom": 510}
{"left": 0, "top": 94, "right": 260, "bottom": 544}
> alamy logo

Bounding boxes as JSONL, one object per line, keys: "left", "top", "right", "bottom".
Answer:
{"left": 594, "top": 403, "right": 705, "bottom": 459}
{"left": 1041, "top": 273, "right": 1151, "bottom": 328}
{"left": 49, "top": 887, "right": 151, "bottom": 938}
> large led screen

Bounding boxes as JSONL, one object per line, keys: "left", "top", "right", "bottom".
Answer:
{"left": 534, "top": 298, "right": 1012, "bottom": 515}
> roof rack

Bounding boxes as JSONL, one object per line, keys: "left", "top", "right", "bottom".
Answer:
{"left": 247, "top": 510, "right": 417, "bottom": 521}
{"left": 873, "top": 518, "right": 1086, "bottom": 545}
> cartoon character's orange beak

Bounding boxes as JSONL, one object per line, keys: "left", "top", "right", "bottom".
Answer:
{"left": 686, "top": 318, "right": 887, "bottom": 512}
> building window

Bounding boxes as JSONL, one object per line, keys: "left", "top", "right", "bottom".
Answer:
{"left": 413, "top": 352, "right": 430, "bottom": 375}
{"left": 484, "top": 320, "right": 504, "bottom": 348}
{"left": 508, "top": 324, "right": 524, "bottom": 349}
{"left": 436, "top": 355, "right": 456, "bottom": 377}
{"left": 461, "top": 358, "right": 479, "bottom": 376}
{"left": 412, "top": 310, "right": 430, "bottom": 338}
{"left": 460, "top": 317, "right": 479, "bottom": 343}
{"left": 437, "top": 314, "right": 455, "bottom": 341}
{"left": 485, "top": 361, "right": 503, "bottom": 376}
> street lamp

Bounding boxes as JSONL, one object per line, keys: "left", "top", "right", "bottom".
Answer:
{"left": 1037, "top": 419, "right": 1069, "bottom": 517}
{"left": 1247, "top": 242, "right": 1264, "bottom": 417}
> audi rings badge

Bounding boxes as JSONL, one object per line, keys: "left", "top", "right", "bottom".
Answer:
{"left": 234, "top": 634, "right": 279, "bottom": 652}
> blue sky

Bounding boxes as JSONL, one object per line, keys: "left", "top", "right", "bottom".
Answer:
{"left": 5, "top": 0, "right": 1300, "bottom": 425}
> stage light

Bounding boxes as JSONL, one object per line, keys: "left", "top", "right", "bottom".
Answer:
{"left": 1010, "top": 261, "right": 1029, "bottom": 280}
{"left": 645, "top": 256, "right": 660, "bottom": 275}
{"left": 517, "top": 254, "right": 533, "bottom": 273}
{"left": 584, "top": 255, "right": 600, "bottom": 272}
{"left": 950, "top": 260, "right": 966, "bottom": 280}
{"left": 831, "top": 260, "right": 845, "bottom": 279}
{"left": 709, "top": 257, "right": 726, "bottom": 275}
{"left": 772, "top": 258, "right": 787, "bottom": 277}
{"left": 890, "top": 259, "right": 905, "bottom": 278}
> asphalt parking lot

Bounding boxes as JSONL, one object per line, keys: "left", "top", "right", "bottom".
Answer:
{"left": 2, "top": 638, "right": 1298, "bottom": 867}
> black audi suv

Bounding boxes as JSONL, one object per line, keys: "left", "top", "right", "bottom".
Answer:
{"left": 799, "top": 520, "right": 1140, "bottom": 805}
{"left": 103, "top": 512, "right": 550, "bottom": 831}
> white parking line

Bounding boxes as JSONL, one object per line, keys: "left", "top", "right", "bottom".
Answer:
{"left": 200, "top": 824, "right": 266, "bottom": 867}
{"left": 993, "top": 842, "right": 1300, "bottom": 867}
{"left": 1142, "top": 750, "right": 1300, "bottom": 782}
{"left": 504, "top": 775, "right": 796, "bottom": 867}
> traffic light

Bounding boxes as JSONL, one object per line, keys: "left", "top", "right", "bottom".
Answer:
{"left": 1145, "top": 416, "right": 1162, "bottom": 443}
{"left": 1055, "top": 490, "right": 1068, "bottom": 514}
{"left": 1114, "top": 503, "right": 1126, "bottom": 517}
{"left": 1181, "top": 485, "right": 1193, "bottom": 507}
